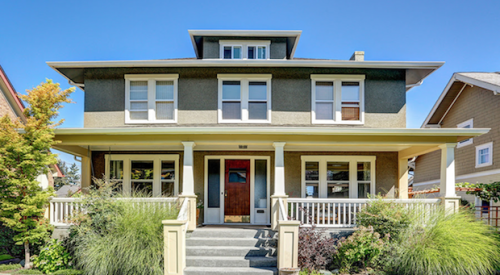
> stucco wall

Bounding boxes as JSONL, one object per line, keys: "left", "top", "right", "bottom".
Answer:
{"left": 202, "top": 37, "right": 287, "bottom": 59}
{"left": 414, "top": 85, "right": 500, "bottom": 185}
{"left": 83, "top": 67, "right": 406, "bottom": 128}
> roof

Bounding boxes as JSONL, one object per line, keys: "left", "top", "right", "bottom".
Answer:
{"left": 0, "top": 65, "right": 25, "bottom": 118}
{"left": 423, "top": 72, "right": 500, "bottom": 126}
{"left": 56, "top": 185, "right": 80, "bottom": 197}
{"left": 188, "top": 30, "right": 302, "bottom": 59}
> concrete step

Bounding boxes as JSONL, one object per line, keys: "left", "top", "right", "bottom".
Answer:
{"left": 186, "top": 256, "right": 277, "bottom": 268}
{"left": 184, "top": 267, "right": 278, "bottom": 275}
{"left": 187, "top": 246, "right": 276, "bottom": 257}
{"left": 191, "top": 228, "right": 275, "bottom": 239}
{"left": 186, "top": 237, "right": 276, "bottom": 247}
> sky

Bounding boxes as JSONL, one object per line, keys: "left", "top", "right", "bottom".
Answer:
{"left": 1, "top": 0, "right": 499, "bottom": 169}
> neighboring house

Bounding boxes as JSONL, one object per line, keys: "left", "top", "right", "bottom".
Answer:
{"left": 0, "top": 65, "right": 64, "bottom": 189}
{"left": 56, "top": 185, "right": 81, "bottom": 197}
{"left": 414, "top": 72, "right": 500, "bottom": 204}
{"left": 46, "top": 30, "right": 488, "bottom": 273}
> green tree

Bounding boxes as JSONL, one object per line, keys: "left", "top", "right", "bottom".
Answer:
{"left": 54, "top": 160, "right": 80, "bottom": 190}
{"left": 0, "top": 80, "right": 74, "bottom": 269}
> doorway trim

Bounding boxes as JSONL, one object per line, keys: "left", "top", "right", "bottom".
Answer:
{"left": 203, "top": 155, "right": 271, "bottom": 225}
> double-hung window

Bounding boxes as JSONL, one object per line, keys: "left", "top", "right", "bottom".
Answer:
{"left": 457, "top": 119, "right": 473, "bottom": 148}
{"left": 220, "top": 41, "right": 270, "bottom": 60}
{"left": 105, "top": 154, "right": 179, "bottom": 197}
{"left": 311, "top": 75, "right": 365, "bottom": 124}
{"left": 302, "top": 156, "right": 375, "bottom": 198}
{"left": 218, "top": 74, "right": 272, "bottom": 123}
{"left": 476, "top": 142, "right": 493, "bottom": 168}
{"left": 125, "top": 74, "right": 178, "bottom": 123}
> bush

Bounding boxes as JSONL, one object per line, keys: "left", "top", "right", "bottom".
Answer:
{"left": 12, "top": 269, "right": 43, "bottom": 274}
{"left": 51, "top": 269, "right": 83, "bottom": 275}
{"left": 298, "top": 227, "right": 336, "bottom": 271}
{"left": 32, "top": 239, "right": 72, "bottom": 274}
{"left": 0, "top": 254, "right": 14, "bottom": 261}
{"left": 333, "top": 226, "right": 388, "bottom": 273}
{"left": 0, "top": 263, "right": 21, "bottom": 271}
{"left": 357, "top": 197, "right": 411, "bottom": 239}
{"left": 390, "top": 209, "right": 500, "bottom": 275}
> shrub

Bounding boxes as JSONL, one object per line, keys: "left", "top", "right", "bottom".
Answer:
{"left": 0, "top": 224, "right": 26, "bottom": 257}
{"left": 357, "top": 197, "right": 411, "bottom": 239}
{"left": 298, "top": 227, "right": 337, "bottom": 271}
{"left": 333, "top": 226, "right": 388, "bottom": 273}
{"left": 390, "top": 209, "right": 500, "bottom": 275}
{"left": 0, "top": 263, "right": 21, "bottom": 271}
{"left": 32, "top": 239, "right": 72, "bottom": 274}
{"left": 299, "top": 269, "right": 321, "bottom": 275}
{"left": 12, "top": 269, "right": 43, "bottom": 274}
{"left": 51, "top": 269, "right": 83, "bottom": 275}
{"left": 0, "top": 254, "right": 13, "bottom": 261}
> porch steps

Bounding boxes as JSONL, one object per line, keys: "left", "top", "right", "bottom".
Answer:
{"left": 184, "top": 228, "right": 278, "bottom": 275}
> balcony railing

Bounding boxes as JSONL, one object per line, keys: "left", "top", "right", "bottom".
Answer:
{"left": 287, "top": 198, "right": 442, "bottom": 228}
{"left": 475, "top": 206, "right": 500, "bottom": 228}
{"left": 49, "top": 197, "right": 178, "bottom": 227}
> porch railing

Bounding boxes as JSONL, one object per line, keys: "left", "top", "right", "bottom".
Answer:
{"left": 287, "top": 198, "right": 442, "bottom": 228}
{"left": 49, "top": 197, "right": 178, "bottom": 226}
{"left": 475, "top": 206, "right": 500, "bottom": 228}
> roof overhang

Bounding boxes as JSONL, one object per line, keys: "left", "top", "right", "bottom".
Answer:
{"left": 423, "top": 73, "right": 500, "bottom": 127}
{"left": 47, "top": 60, "right": 444, "bottom": 92}
{"left": 0, "top": 65, "right": 25, "bottom": 120}
{"left": 188, "top": 30, "right": 302, "bottom": 59}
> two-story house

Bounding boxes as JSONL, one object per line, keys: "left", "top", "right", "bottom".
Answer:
{"left": 47, "top": 30, "right": 487, "bottom": 226}
{"left": 414, "top": 72, "right": 500, "bottom": 206}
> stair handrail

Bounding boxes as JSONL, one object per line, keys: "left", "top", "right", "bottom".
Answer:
{"left": 278, "top": 197, "right": 288, "bottom": 221}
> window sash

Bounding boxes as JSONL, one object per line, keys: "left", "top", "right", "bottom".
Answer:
{"left": 219, "top": 41, "right": 270, "bottom": 60}
{"left": 476, "top": 142, "right": 493, "bottom": 168}
{"left": 457, "top": 119, "right": 474, "bottom": 148}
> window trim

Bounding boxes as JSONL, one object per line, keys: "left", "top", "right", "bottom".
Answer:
{"left": 219, "top": 40, "right": 271, "bottom": 60}
{"left": 217, "top": 74, "right": 272, "bottom": 123}
{"left": 310, "top": 74, "right": 365, "bottom": 125}
{"left": 457, "top": 119, "right": 474, "bottom": 148}
{"left": 125, "top": 74, "right": 179, "bottom": 124}
{"left": 301, "top": 155, "right": 376, "bottom": 198}
{"left": 476, "top": 142, "right": 493, "bottom": 168}
{"left": 104, "top": 154, "right": 179, "bottom": 197}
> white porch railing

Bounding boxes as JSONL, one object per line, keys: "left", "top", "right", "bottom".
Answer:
{"left": 49, "top": 197, "right": 178, "bottom": 226}
{"left": 287, "top": 198, "right": 441, "bottom": 227}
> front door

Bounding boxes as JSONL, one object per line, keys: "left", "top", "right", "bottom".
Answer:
{"left": 224, "top": 159, "right": 251, "bottom": 223}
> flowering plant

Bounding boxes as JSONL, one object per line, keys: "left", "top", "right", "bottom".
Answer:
{"left": 32, "top": 239, "right": 72, "bottom": 273}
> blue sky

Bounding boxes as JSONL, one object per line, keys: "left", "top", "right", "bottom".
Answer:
{"left": 1, "top": 0, "right": 499, "bottom": 168}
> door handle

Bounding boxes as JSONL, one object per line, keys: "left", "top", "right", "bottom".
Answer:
{"left": 225, "top": 190, "right": 227, "bottom": 197}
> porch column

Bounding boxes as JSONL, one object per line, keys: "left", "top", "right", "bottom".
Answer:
{"left": 181, "top": 142, "right": 197, "bottom": 231}
{"left": 398, "top": 156, "right": 409, "bottom": 199}
{"left": 81, "top": 155, "right": 91, "bottom": 193}
{"left": 163, "top": 219, "right": 187, "bottom": 275}
{"left": 271, "top": 142, "right": 288, "bottom": 231}
{"left": 439, "top": 143, "right": 460, "bottom": 212}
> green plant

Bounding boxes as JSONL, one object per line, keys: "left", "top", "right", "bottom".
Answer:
{"left": 334, "top": 226, "right": 388, "bottom": 273}
{"left": 390, "top": 208, "right": 500, "bottom": 275}
{"left": 357, "top": 196, "right": 411, "bottom": 239}
{"left": 299, "top": 269, "right": 321, "bottom": 275}
{"left": 51, "top": 269, "right": 83, "bottom": 275}
{"left": 32, "top": 239, "right": 72, "bottom": 274}
{"left": 0, "top": 263, "right": 21, "bottom": 271}
{"left": 12, "top": 269, "right": 43, "bottom": 274}
{"left": 0, "top": 254, "right": 13, "bottom": 261}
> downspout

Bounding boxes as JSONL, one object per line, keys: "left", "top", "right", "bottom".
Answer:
{"left": 68, "top": 80, "right": 85, "bottom": 89}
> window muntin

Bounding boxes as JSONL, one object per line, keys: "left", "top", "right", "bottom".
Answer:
{"left": 302, "top": 156, "right": 375, "bottom": 198}
{"left": 105, "top": 154, "right": 179, "bottom": 197}
{"left": 125, "top": 74, "right": 178, "bottom": 124}
{"left": 218, "top": 74, "right": 272, "bottom": 123}
{"left": 311, "top": 75, "right": 365, "bottom": 124}
{"left": 476, "top": 142, "right": 493, "bottom": 168}
{"left": 457, "top": 119, "right": 473, "bottom": 148}
{"left": 219, "top": 41, "right": 270, "bottom": 60}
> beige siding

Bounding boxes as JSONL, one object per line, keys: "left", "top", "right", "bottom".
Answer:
{"left": 0, "top": 88, "right": 18, "bottom": 120}
{"left": 414, "top": 150, "right": 441, "bottom": 184}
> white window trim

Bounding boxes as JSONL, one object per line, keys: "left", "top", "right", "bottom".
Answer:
{"left": 310, "top": 74, "right": 365, "bottom": 125}
{"left": 219, "top": 40, "right": 271, "bottom": 60}
{"left": 125, "top": 74, "right": 179, "bottom": 124}
{"left": 476, "top": 142, "right": 493, "bottom": 168}
{"left": 301, "top": 155, "right": 376, "bottom": 198}
{"left": 217, "top": 74, "right": 272, "bottom": 123}
{"left": 104, "top": 154, "right": 179, "bottom": 197}
{"left": 457, "top": 119, "right": 474, "bottom": 148}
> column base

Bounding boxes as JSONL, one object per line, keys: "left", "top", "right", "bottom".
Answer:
{"left": 442, "top": 196, "right": 461, "bottom": 214}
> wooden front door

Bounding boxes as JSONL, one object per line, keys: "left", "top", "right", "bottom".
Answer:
{"left": 224, "top": 159, "right": 251, "bottom": 223}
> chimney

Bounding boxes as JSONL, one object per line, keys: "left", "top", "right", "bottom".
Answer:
{"left": 350, "top": 51, "right": 364, "bottom": 61}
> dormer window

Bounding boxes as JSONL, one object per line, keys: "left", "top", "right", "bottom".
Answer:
{"left": 220, "top": 41, "right": 270, "bottom": 60}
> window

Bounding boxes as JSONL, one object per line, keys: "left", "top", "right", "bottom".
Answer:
{"left": 457, "top": 119, "right": 473, "bottom": 148}
{"left": 311, "top": 75, "right": 365, "bottom": 124}
{"left": 219, "top": 41, "right": 270, "bottom": 60}
{"left": 125, "top": 74, "right": 178, "bottom": 123}
{"left": 105, "top": 154, "right": 179, "bottom": 197}
{"left": 301, "top": 156, "right": 375, "bottom": 198}
{"left": 218, "top": 74, "right": 272, "bottom": 123}
{"left": 476, "top": 142, "right": 493, "bottom": 168}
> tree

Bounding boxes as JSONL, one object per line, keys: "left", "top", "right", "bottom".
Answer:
{"left": 0, "top": 80, "right": 74, "bottom": 268}
{"left": 457, "top": 182, "right": 500, "bottom": 203}
{"left": 54, "top": 160, "right": 80, "bottom": 190}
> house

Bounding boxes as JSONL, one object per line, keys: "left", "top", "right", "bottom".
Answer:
{"left": 413, "top": 72, "right": 500, "bottom": 206}
{"left": 0, "top": 65, "right": 64, "bottom": 189}
{"left": 46, "top": 30, "right": 488, "bottom": 274}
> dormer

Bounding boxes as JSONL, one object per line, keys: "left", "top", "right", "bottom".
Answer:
{"left": 188, "top": 30, "right": 302, "bottom": 60}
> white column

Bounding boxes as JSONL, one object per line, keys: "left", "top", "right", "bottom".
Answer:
{"left": 182, "top": 142, "right": 196, "bottom": 195}
{"left": 398, "top": 156, "right": 409, "bottom": 199}
{"left": 273, "top": 142, "right": 286, "bottom": 196}
{"left": 439, "top": 143, "right": 457, "bottom": 197}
